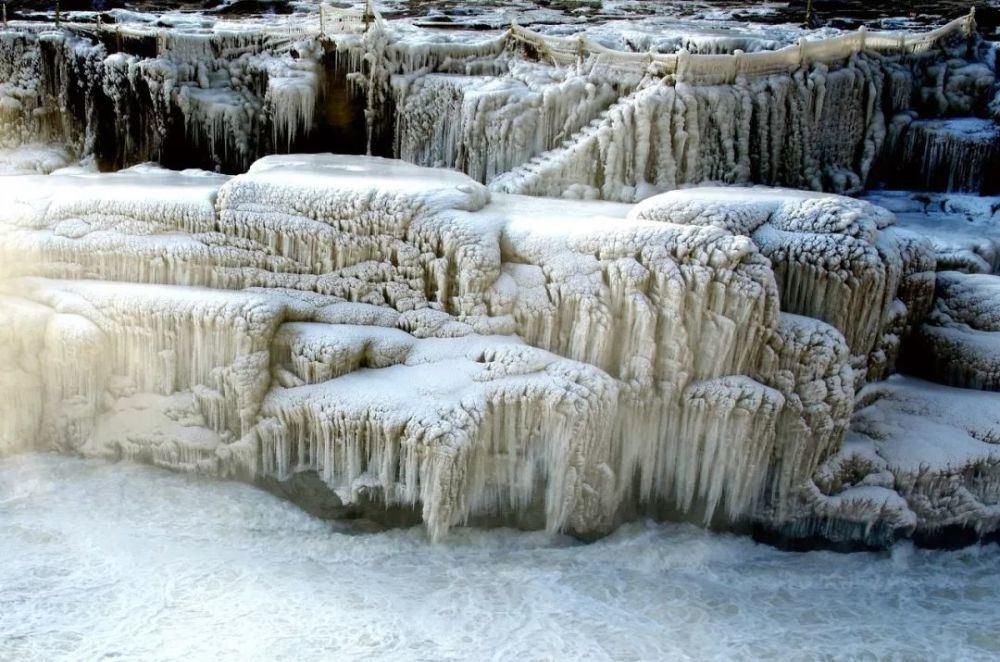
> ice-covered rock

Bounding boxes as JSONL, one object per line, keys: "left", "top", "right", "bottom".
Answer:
{"left": 847, "top": 377, "right": 1000, "bottom": 542}
{"left": 630, "top": 186, "right": 936, "bottom": 383}
{"left": 904, "top": 271, "right": 1000, "bottom": 391}
{"left": 0, "top": 150, "right": 994, "bottom": 546}
{"left": 762, "top": 374, "right": 1000, "bottom": 547}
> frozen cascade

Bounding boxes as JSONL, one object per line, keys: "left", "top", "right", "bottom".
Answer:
{"left": 882, "top": 116, "right": 1000, "bottom": 194}
{"left": 1, "top": 25, "right": 324, "bottom": 173}
{"left": 5, "top": 152, "right": 996, "bottom": 547}
{"left": 491, "top": 58, "right": 892, "bottom": 201}
{"left": 0, "top": 11, "right": 995, "bottom": 195}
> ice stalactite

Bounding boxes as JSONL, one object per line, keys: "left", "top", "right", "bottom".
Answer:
{"left": 0, "top": 296, "right": 50, "bottom": 455}
{"left": 754, "top": 314, "right": 855, "bottom": 522}
{"left": 0, "top": 29, "right": 103, "bottom": 157}
{"left": 393, "top": 67, "right": 618, "bottom": 183}
{"left": 1, "top": 25, "right": 326, "bottom": 173}
{"left": 657, "top": 376, "right": 785, "bottom": 524}
{"left": 215, "top": 154, "right": 500, "bottom": 314}
{"left": 490, "top": 54, "right": 892, "bottom": 202}
{"left": 629, "top": 187, "right": 936, "bottom": 384}
{"left": 2, "top": 14, "right": 992, "bottom": 197}
{"left": 6, "top": 278, "right": 285, "bottom": 439}
{"left": 258, "top": 329, "right": 620, "bottom": 541}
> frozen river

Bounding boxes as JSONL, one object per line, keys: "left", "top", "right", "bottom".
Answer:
{"left": 2, "top": 453, "right": 998, "bottom": 661}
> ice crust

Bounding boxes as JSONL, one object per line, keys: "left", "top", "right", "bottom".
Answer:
{"left": 3, "top": 152, "right": 997, "bottom": 545}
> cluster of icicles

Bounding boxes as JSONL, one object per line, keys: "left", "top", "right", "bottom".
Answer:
{"left": 0, "top": 153, "right": 949, "bottom": 542}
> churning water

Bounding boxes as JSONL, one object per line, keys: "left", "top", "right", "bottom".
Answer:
{"left": 1, "top": 453, "right": 998, "bottom": 661}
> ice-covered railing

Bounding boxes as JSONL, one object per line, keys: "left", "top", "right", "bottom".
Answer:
{"left": 11, "top": 5, "right": 977, "bottom": 83}
{"left": 507, "top": 10, "right": 979, "bottom": 83}
{"left": 319, "top": 2, "right": 383, "bottom": 35}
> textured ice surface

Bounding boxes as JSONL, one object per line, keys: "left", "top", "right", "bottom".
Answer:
{"left": 2, "top": 453, "right": 1000, "bottom": 661}
{"left": 830, "top": 376, "right": 1000, "bottom": 536}
{"left": 3, "top": 153, "right": 996, "bottom": 545}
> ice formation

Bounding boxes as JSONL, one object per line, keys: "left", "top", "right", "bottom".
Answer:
{"left": 1, "top": 8, "right": 999, "bottom": 548}
{"left": 811, "top": 376, "right": 1000, "bottom": 544}
{"left": 906, "top": 271, "right": 1000, "bottom": 391}
{"left": 0, "top": 147, "right": 993, "bottom": 548}
{"left": 865, "top": 190, "right": 1000, "bottom": 273}
{"left": 0, "top": 8, "right": 995, "bottom": 196}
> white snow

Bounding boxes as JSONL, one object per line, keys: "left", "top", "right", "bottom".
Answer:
{"left": 864, "top": 190, "right": 1000, "bottom": 274}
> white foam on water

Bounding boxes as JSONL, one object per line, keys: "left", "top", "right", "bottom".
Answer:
{"left": 1, "top": 453, "right": 999, "bottom": 661}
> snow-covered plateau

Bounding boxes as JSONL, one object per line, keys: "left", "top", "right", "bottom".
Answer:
{"left": 1, "top": 2, "right": 999, "bottom": 556}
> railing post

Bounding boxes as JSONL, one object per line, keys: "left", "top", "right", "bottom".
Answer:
{"left": 857, "top": 25, "right": 866, "bottom": 53}
{"left": 732, "top": 49, "right": 743, "bottom": 83}
{"left": 2, "top": 3, "right": 6, "bottom": 28}
{"left": 966, "top": 6, "right": 977, "bottom": 36}
{"left": 319, "top": 2, "right": 325, "bottom": 37}
{"left": 96, "top": 12, "right": 101, "bottom": 33}
{"left": 362, "top": 0, "right": 373, "bottom": 32}
{"left": 676, "top": 48, "right": 689, "bottom": 83}
{"left": 55, "top": 0, "right": 60, "bottom": 26}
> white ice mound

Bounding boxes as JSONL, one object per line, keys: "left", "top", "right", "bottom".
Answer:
{"left": 839, "top": 377, "right": 1000, "bottom": 538}
{"left": 907, "top": 271, "right": 1000, "bottom": 391}
{"left": 238, "top": 154, "right": 492, "bottom": 213}
{"left": 630, "top": 186, "right": 935, "bottom": 383}
{"left": 3, "top": 153, "right": 996, "bottom": 546}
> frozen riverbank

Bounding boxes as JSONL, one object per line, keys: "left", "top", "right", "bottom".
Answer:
{"left": 2, "top": 453, "right": 998, "bottom": 661}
